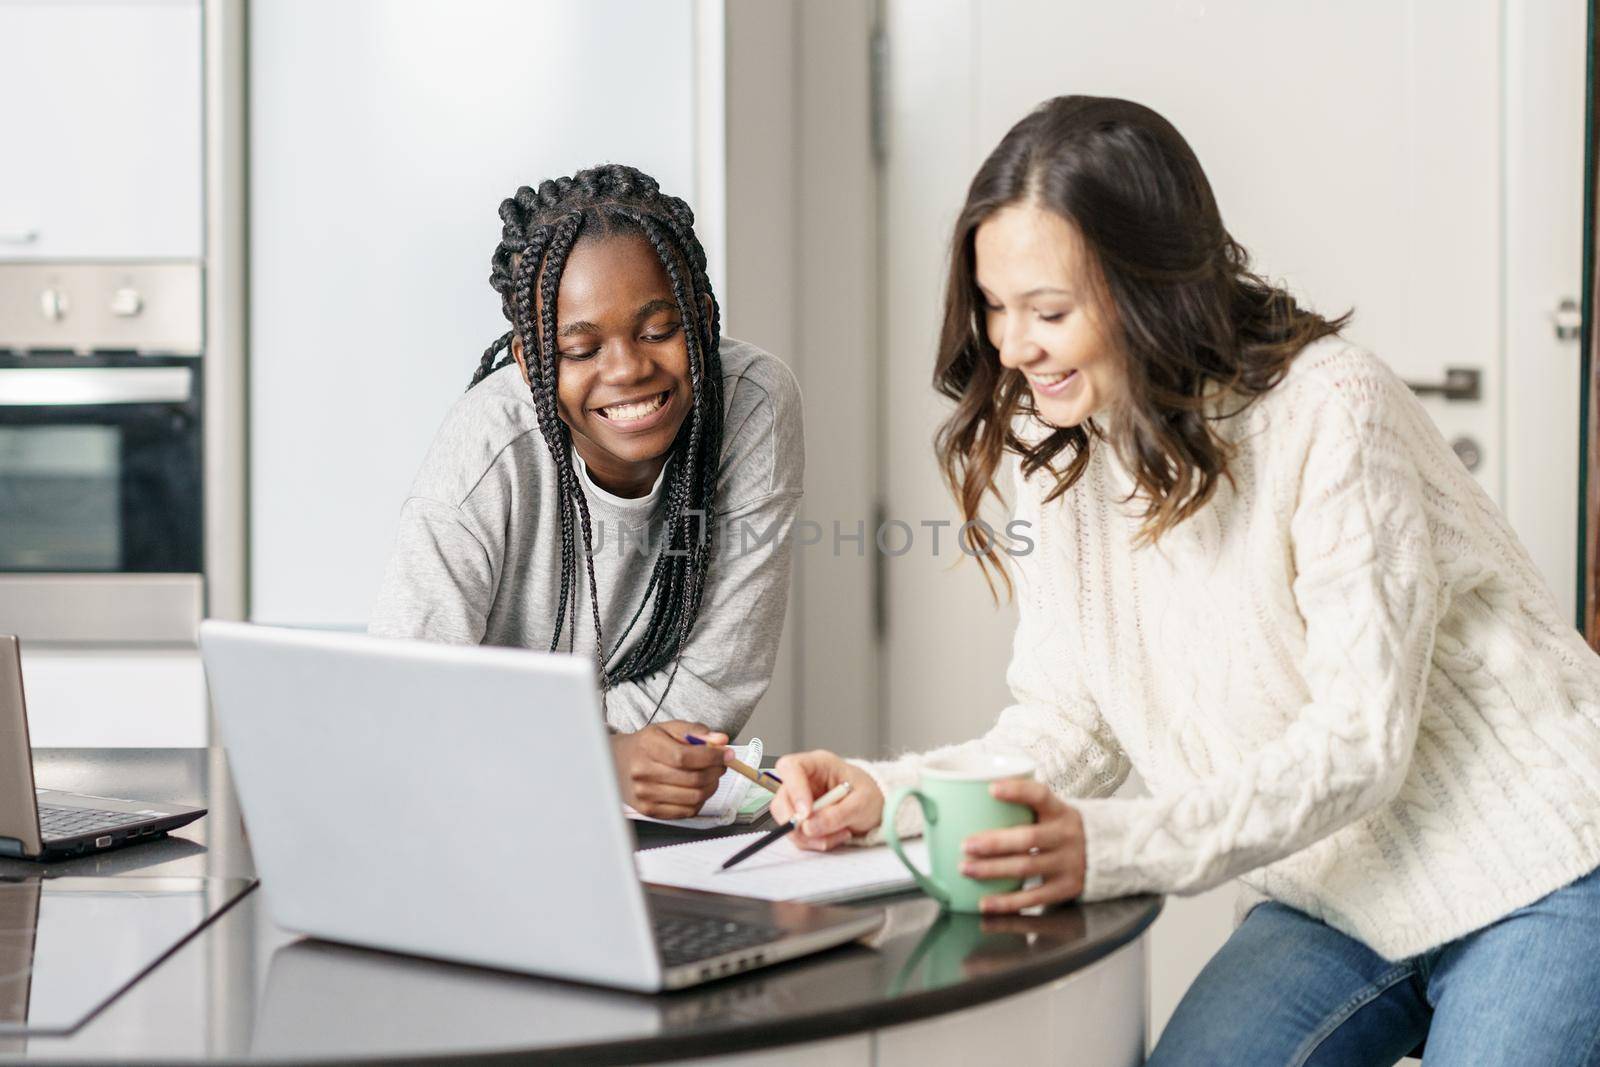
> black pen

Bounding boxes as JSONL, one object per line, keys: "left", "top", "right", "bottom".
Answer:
{"left": 719, "top": 782, "right": 853, "bottom": 872}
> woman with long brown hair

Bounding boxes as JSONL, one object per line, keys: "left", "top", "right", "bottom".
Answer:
{"left": 772, "top": 96, "right": 1600, "bottom": 1063}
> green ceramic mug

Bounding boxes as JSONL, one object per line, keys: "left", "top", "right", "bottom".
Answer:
{"left": 881, "top": 753, "right": 1037, "bottom": 912}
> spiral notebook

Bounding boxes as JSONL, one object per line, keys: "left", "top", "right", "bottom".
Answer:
{"left": 635, "top": 832, "right": 928, "bottom": 904}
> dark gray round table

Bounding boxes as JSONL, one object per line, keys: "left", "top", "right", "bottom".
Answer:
{"left": 0, "top": 750, "right": 1161, "bottom": 1065}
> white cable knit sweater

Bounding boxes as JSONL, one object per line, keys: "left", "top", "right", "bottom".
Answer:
{"left": 862, "top": 339, "right": 1600, "bottom": 960}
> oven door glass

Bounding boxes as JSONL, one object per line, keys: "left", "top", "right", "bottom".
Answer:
{"left": 0, "top": 359, "right": 202, "bottom": 573}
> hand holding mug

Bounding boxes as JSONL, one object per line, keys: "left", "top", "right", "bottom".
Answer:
{"left": 880, "top": 753, "right": 1055, "bottom": 913}
{"left": 959, "top": 778, "right": 1086, "bottom": 913}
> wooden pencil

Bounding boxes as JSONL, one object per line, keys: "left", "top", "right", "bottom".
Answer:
{"left": 724, "top": 755, "right": 782, "bottom": 794}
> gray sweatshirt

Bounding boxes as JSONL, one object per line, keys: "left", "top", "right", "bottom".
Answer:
{"left": 369, "top": 337, "right": 804, "bottom": 736}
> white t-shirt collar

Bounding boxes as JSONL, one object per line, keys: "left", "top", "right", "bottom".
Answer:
{"left": 572, "top": 449, "right": 670, "bottom": 509}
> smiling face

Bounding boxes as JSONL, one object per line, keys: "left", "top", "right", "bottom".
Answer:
{"left": 974, "top": 202, "right": 1125, "bottom": 428}
{"left": 513, "top": 231, "right": 695, "bottom": 498}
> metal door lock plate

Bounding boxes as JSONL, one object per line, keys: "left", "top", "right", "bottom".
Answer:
{"left": 1553, "top": 297, "right": 1582, "bottom": 342}
{"left": 1452, "top": 436, "right": 1483, "bottom": 472}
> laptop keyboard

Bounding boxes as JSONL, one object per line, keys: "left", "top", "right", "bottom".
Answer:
{"left": 37, "top": 805, "right": 148, "bottom": 841}
{"left": 653, "top": 913, "right": 784, "bottom": 969}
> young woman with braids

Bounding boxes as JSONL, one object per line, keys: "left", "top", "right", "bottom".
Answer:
{"left": 769, "top": 97, "right": 1600, "bottom": 1063}
{"left": 370, "top": 164, "right": 803, "bottom": 821}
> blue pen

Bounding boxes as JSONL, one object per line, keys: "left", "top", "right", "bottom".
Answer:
{"left": 684, "top": 734, "right": 783, "bottom": 789}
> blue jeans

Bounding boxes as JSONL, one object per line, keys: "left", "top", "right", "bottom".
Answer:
{"left": 1148, "top": 866, "right": 1600, "bottom": 1066}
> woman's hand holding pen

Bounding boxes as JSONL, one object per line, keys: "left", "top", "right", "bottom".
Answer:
{"left": 770, "top": 750, "right": 884, "bottom": 850}
{"left": 611, "top": 720, "right": 729, "bottom": 819}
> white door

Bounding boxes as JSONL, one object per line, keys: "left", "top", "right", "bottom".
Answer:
{"left": 881, "top": 0, "right": 1585, "bottom": 1042}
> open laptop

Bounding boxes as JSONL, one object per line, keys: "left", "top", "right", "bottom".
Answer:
{"left": 0, "top": 636, "right": 207, "bottom": 860}
{"left": 198, "top": 622, "right": 883, "bottom": 993}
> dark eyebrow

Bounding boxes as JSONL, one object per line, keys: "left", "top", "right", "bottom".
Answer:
{"left": 976, "top": 284, "right": 1073, "bottom": 302}
{"left": 557, "top": 320, "right": 600, "bottom": 339}
{"left": 636, "top": 298, "right": 680, "bottom": 320}
{"left": 556, "top": 300, "right": 680, "bottom": 339}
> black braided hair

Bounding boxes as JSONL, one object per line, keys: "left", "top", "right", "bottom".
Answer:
{"left": 472, "top": 164, "right": 725, "bottom": 723}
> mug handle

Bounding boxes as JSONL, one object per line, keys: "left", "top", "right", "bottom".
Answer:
{"left": 883, "top": 786, "right": 949, "bottom": 907}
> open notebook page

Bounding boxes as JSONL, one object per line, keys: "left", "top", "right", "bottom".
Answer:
{"left": 635, "top": 832, "right": 930, "bottom": 904}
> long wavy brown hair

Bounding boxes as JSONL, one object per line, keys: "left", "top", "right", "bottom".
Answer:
{"left": 935, "top": 95, "right": 1349, "bottom": 594}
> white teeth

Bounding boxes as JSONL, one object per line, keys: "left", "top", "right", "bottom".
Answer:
{"left": 1028, "top": 371, "right": 1072, "bottom": 386}
{"left": 599, "top": 392, "right": 667, "bottom": 421}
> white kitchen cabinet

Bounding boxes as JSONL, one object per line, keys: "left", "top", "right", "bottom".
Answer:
{"left": 19, "top": 646, "right": 208, "bottom": 747}
{"left": 0, "top": 0, "right": 202, "bottom": 261}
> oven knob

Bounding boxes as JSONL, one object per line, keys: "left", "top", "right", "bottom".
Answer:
{"left": 39, "top": 288, "right": 67, "bottom": 321}
{"left": 109, "top": 287, "right": 143, "bottom": 317}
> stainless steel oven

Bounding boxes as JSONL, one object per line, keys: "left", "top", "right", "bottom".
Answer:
{"left": 0, "top": 263, "right": 204, "bottom": 644}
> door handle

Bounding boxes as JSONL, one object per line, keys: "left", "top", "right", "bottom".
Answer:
{"left": 0, "top": 367, "right": 193, "bottom": 406}
{"left": 1403, "top": 367, "right": 1481, "bottom": 402}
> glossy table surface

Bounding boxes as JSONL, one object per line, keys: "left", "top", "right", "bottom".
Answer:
{"left": 0, "top": 750, "right": 1161, "bottom": 1064}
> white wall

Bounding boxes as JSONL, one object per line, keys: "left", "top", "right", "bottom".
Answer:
{"left": 717, "top": 0, "right": 801, "bottom": 752}
{"left": 717, "top": 1, "right": 882, "bottom": 756}
{"left": 880, "top": 0, "right": 1020, "bottom": 764}
{"left": 249, "top": 0, "right": 698, "bottom": 627}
